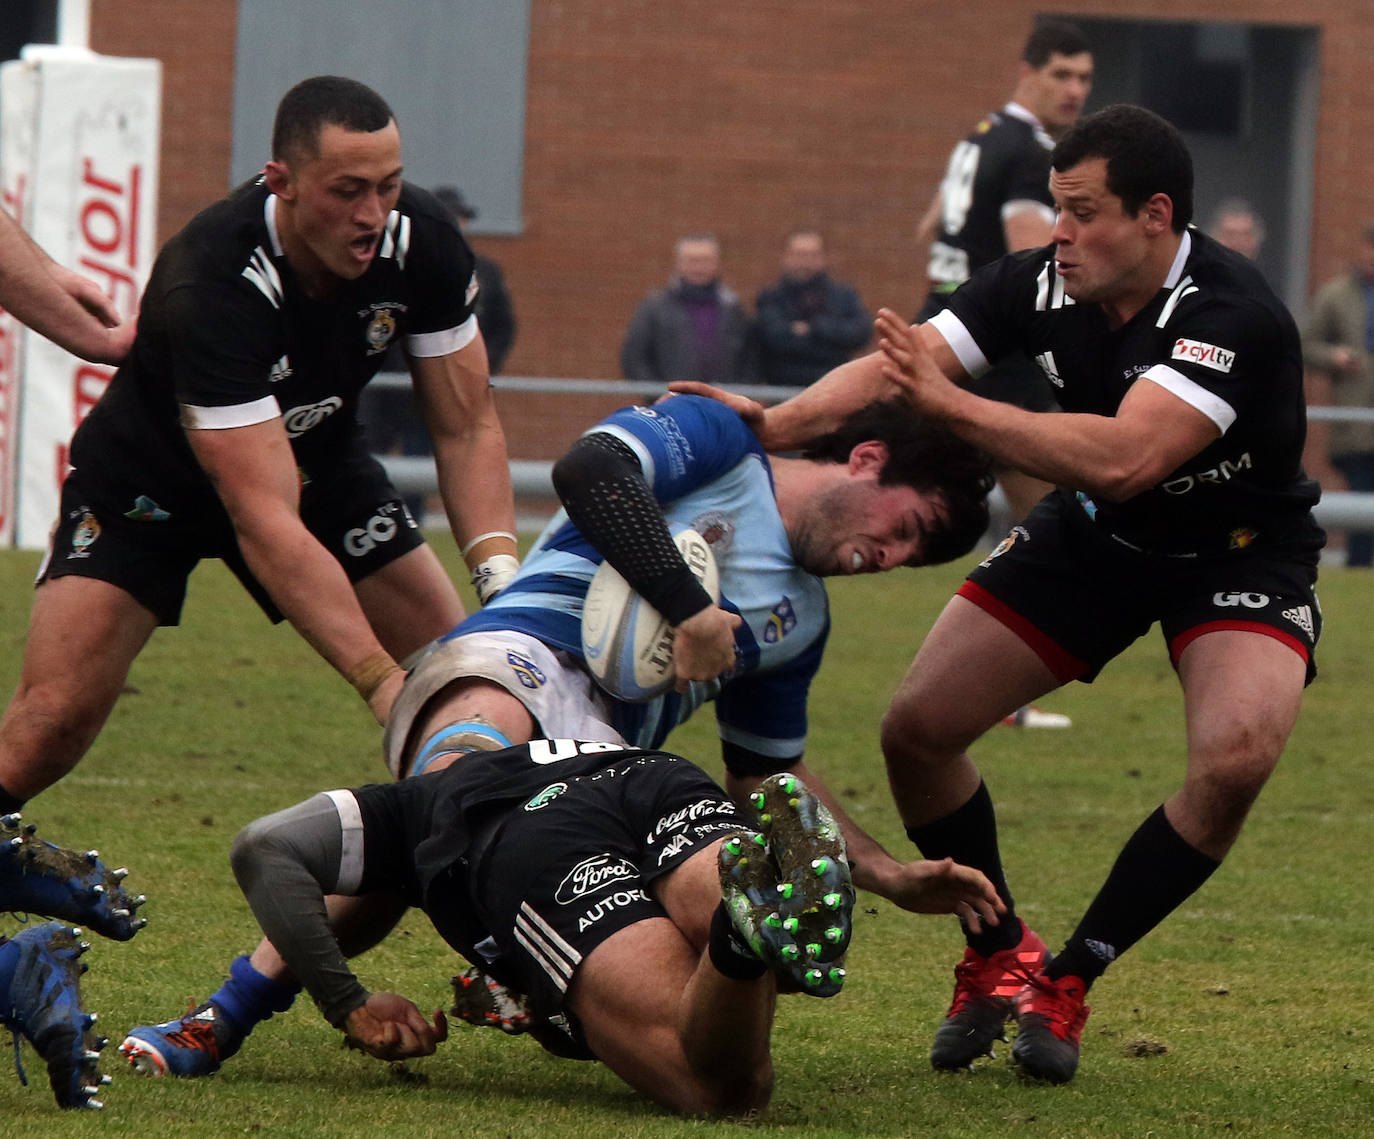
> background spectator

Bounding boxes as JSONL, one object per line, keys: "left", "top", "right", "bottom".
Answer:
{"left": 754, "top": 229, "right": 869, "bottom": 386}
{"left": 620, "top": 233, "right": 756, "bottom": 384}
{"left": 434, "top": 186, "right": 518, "bottom": 373}
{"left": 1302, "top": 222, "right": 1374, "bottom": 566}
{"left": 1208, "top": 198, "right": 1266, "bottom": 262}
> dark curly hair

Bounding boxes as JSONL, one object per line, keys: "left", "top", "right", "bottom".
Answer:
{"left": 799, "top": 400, "right": 994, "bottom": 565}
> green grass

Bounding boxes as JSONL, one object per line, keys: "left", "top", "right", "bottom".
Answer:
{"left": 2, "top": 534, "right": 1372, "bottom": 1135}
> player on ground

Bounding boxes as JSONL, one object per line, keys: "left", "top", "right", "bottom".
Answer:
{"left": 121, "top": 393, "right": 1000, "bottom": 1076}
{"left": 677, "top": 104, "right": 1322, "bottom": 1084}
{"left": 221, "top": 748, "right": 997, "bottom": 1116}
{"left": 0, "top": 76, "right": 518, "bottom": 824}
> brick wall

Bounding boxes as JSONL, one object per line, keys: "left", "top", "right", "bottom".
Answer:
{"left": 89, "top": 1, "right": 1374, "bottom": 457}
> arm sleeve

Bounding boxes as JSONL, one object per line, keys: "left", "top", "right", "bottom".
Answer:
{"left": 229, "top": 793, "right": 372, "bottom": 1028}
{"left": 551, "top": 431, "right": 714, "bottom": 625}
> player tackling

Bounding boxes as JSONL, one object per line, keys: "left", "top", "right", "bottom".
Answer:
{"left": 676, "top": 104, "right": 1323, "bottom": 1084}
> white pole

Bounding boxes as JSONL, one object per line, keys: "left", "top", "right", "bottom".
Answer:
{"left": 57, "top": 0, "right": 92, "bottom": 51}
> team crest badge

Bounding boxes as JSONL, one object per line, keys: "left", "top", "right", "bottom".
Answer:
{"left": 525, "top": 782, "right": 568, "bottom": 811}
{"left": 979, "top": 525, "right": 1030, "bottom": 568}
{"left": 365, "top": 308, "right": 397, "bottom": 354}
{"left": 1228, "top": 527, "right": 1257, "bottom": 550}
{"left": 690, "top": 510, "right": 734, "bottom": 557}
{"left": 507, "top": 650, "right": 547, "bottom": 690}
{"left": 68, "top": 511, "right": 101, "bottom": 559}
{"left": 763, "top": 596, "right": 797, "bottom": 644}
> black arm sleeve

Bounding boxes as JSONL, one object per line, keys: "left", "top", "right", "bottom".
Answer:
{"left": 229, "top": 795, "right": 370, "bottom": 1028}
{"left": 551, "top": 431, "right": 714, "bottom": 625}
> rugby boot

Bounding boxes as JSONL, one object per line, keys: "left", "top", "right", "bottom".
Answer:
{"left": 119, "top": 1000, "right": 244, "bottom": 1077}
{"left": 1, "top": 922, "right": 109, "bottom": 1109}
{"left": 1, "top": 813, "right": 147, "bottom": 941}
{"left": 450, "top": 966, "right": 532, "bottom": 1035}
{"left": 930, "top": 923, "right": 1049, "bottom": 1070}
{"left": 720, "top": 772, "right": 855, "bottom": 997}
{"left": 1011, "top": 971, "right": 1090, "bottom": 1084}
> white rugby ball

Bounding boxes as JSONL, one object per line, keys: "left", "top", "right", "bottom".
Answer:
{"left": 581, "top": 527, "right": 721, "bottom": 702}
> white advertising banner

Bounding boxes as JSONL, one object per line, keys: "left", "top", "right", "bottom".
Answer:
{"left": 0, "top": 49, "right": 160, "bottom": 548}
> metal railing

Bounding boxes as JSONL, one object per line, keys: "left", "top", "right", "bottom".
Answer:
{"left": 372, "top": 374, "right": 1374, "bottom": 529}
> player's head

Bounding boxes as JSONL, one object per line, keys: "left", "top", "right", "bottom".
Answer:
{"left": 1016, "top": 19, "right": 1093, "bottom": 134}
{"left": 781, "top": 229, "right": 827, "bottom": 281}
{"left": 265, "top": 77, "right": 402, "bottom": 288}
{"left": 790, "top": 400, "right": 994, "bottom": 574}
{"left": 1047, "top": 105, "right": 1192, "bottom": 306}
{"left": 673, "top": 234, "right": 722, "bottom": 286}
{"left": 1052, "top": 104, "right": 1193, "bottom": 232}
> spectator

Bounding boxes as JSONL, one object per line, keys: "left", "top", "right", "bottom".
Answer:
{"left": 1303, "top": 222, "right": 1374, "bottom": 566}
{"left": 754, "top": 230, "right": 869, "bottom": 386}
{"left": 1208, "top": 198, "right": 1266, "bottom": 262}
{"left": 620, "top": 234, "right": 756, "bottom": 384}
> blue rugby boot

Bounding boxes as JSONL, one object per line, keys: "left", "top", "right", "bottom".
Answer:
{"left": 1, "top": 813, "right": 147, "bottom": 941}
{"left": 1, "top": 922, "right": 109, "bottom": 1109}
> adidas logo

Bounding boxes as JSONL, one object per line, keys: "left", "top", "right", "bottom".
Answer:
{"left": 1085, "top": 938, "right": 1117, "bottom": 963}
{"left": 1282, "top": 605, "right": 1314, "bottom": 637}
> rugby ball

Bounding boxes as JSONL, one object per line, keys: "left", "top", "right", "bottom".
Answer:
{"left": 581, "top": 528, "right": 721, "bottom": 702}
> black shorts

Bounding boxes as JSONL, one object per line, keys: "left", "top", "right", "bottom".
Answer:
{"left": 39, "top": 448, "right": 423, "bottom": 626}
{"left": 965, "top": 493, "right": 1321, "bottom": 685}
{"left": 354, "top": 751, "right": 747, "bottom": 1027}
{"left": 473, "top": 753, "right": 746, "bottom": 1021}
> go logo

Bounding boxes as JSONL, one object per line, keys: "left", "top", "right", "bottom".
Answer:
{"left": 1211, "top": 591, "right": 1269, "bottom": 609}
{"left": 344, "top": 508, "right": 402, "bottom": 557}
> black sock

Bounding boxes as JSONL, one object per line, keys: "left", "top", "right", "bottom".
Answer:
{"left": 906, "top": 781, "right": 1021, "bottom": 955}
{"left": 1046, "top": 805, "right": 1220, "bottom": 989}
{"left": 0, "top": 781, "right": 25, "bottom": 815}
{"left": 708, "top": 902, "right": 768, "bottom": 981}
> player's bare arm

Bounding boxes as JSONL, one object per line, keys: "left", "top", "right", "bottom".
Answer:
{"left": 875, "top": 307, "right": 1222, "bottom": 501}
{"left": 186, "top": 418, "right": 403, "bottom": 721}
{"left": 0, "top": 208, "right": 135, "bottom": 364}
{"left": 408, "top": 333, "right": 519, "bottom": 603}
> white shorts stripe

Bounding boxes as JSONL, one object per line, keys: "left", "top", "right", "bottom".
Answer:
{"left": 323, "top": 789, "right": 366, "bottom": 895}
{"left": 514, "top": 902, "right": 581, "bottom": 990}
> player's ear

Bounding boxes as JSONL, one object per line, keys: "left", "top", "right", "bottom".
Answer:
{"left": 263, "top": 160, "right": 294, "bottom": 201}
{"left": 1142, "top": 193, "right": 1173, "bottom": 236}
{"left": 849, "top": 440, "right": 889, "bottom": 475}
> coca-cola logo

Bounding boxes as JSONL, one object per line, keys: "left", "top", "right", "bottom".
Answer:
{"left": 555, "top": 854, "right": 637, "bottom": 904}
{"left": 646, "top": 797, "right": 735, "bottom": 842}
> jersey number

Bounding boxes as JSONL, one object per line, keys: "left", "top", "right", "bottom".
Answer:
{"left": 939, "top": 140, "right": 981, "bottom": 236}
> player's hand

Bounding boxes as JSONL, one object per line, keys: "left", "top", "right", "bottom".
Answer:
{"left": 871, "top": 856, "right": 1005, "bottom": 933}
{"left": 874, "top": 308, "right": 957, "bottom": 415}
{"left": 342, "top": 993, "right": 448, "bottom": 1061}
{"left": 666, "top": 382, "right": 770, "bottom": 438}
{"left": 672, "top": 604, "right": 741, "bottom": 690}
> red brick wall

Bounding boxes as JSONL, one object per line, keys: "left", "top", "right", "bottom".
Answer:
{"left": 89, "top": 1, "right": 1374, "bottom": 438}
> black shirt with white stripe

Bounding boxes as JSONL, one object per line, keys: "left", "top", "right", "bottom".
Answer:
{"left": 70, "top": 177, "right": 477, "bottom": 521}
{"left": 926, "top": 103, "right": 1056, "bottom": 287}
{"left": 929, "top": 230, "right": 1322, "bottom": 558}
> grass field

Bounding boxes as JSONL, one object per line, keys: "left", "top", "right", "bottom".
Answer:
{"left": 2, "top": 533, "right": 1371, "bottom": 1137}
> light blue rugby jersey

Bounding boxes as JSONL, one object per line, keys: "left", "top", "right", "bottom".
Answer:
{"left": 453, "top": 395, "right": 831, "bottom": 762}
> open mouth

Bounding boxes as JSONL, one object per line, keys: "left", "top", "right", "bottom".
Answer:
{"left": 350, "top": 233, "right": 379, "bottom": 260}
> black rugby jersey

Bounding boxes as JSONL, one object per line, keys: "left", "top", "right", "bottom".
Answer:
{"left": 927, "top": 103, "right": 1055, "bottom": 287}
{"left": 931, "top": 230, "right": 1322, "bottom": 558}
{"left": 69, "top": 178, "right": 478, "bottom": 522}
